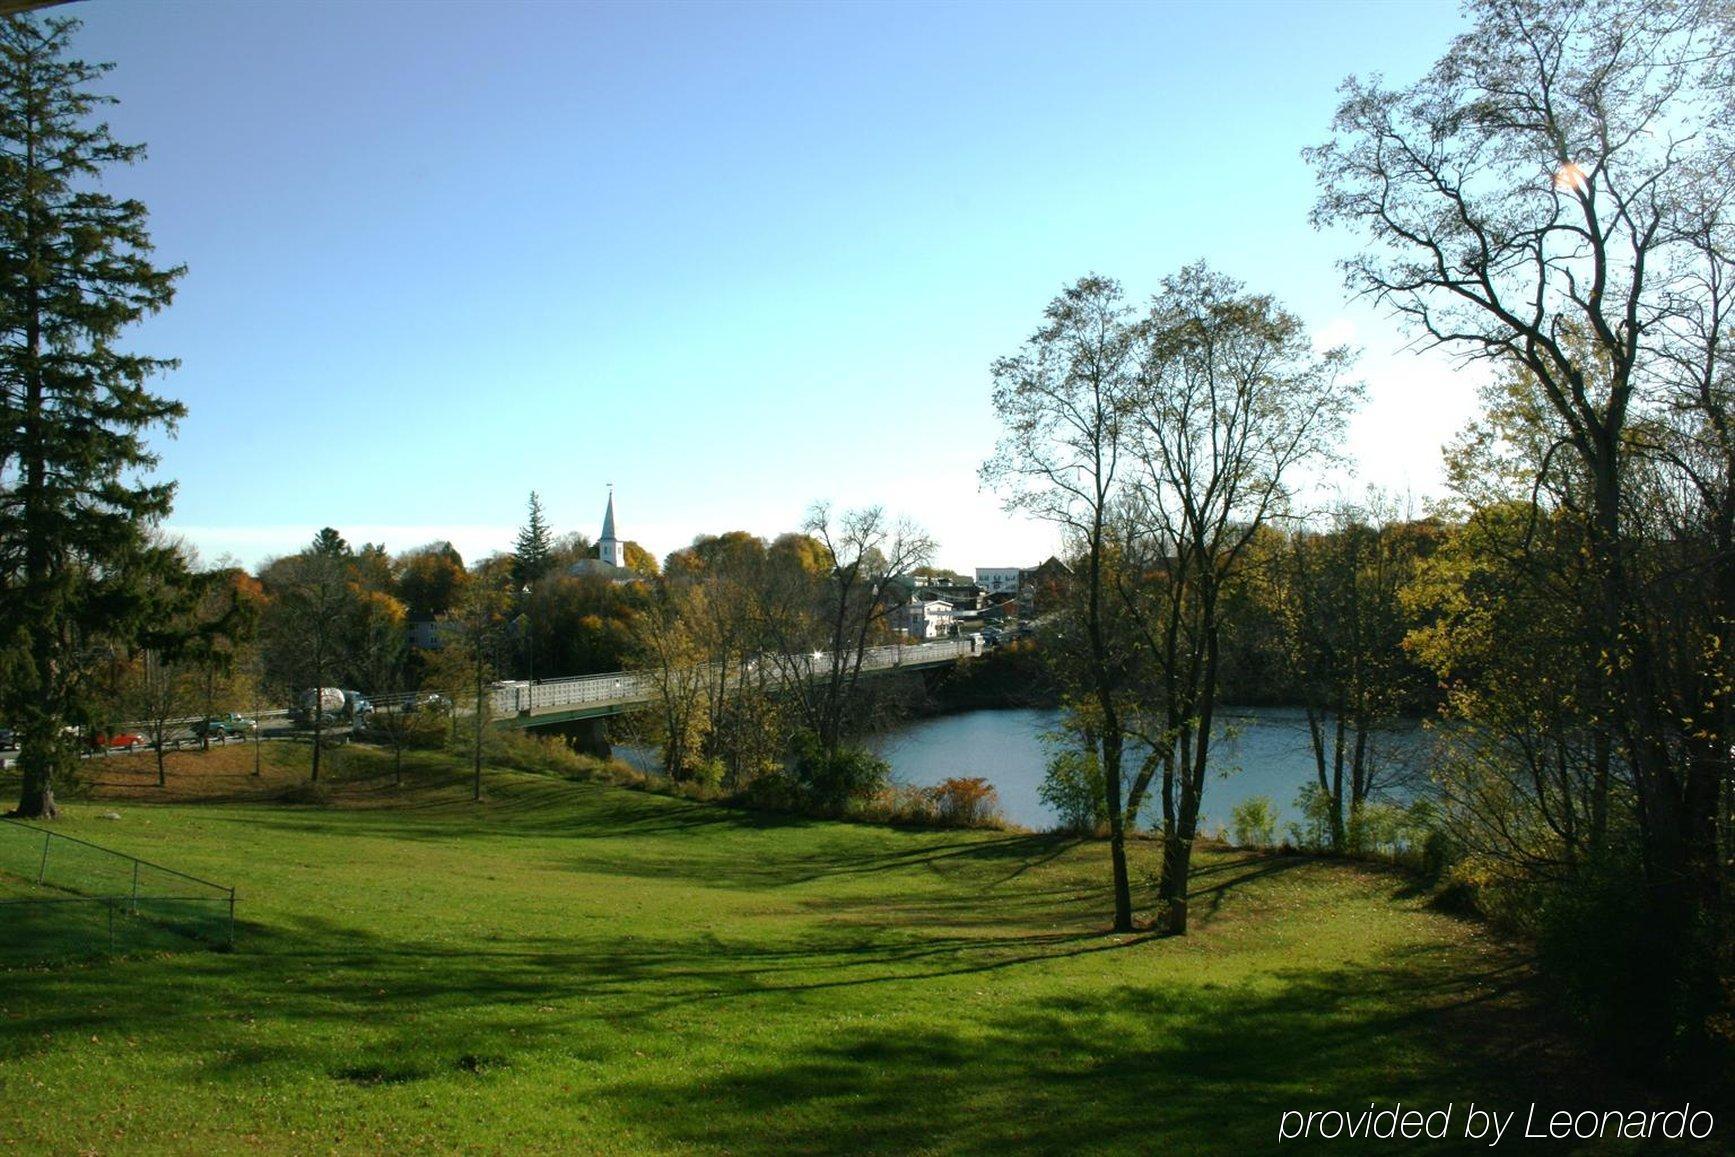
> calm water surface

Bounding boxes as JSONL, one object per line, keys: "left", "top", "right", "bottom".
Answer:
{"left": 872, "top": 707, "right": 1422, "bottom": 832}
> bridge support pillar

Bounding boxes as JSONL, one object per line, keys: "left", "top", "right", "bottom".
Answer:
{"left": 567, "top": 717, "right": 611, "bottom": 760}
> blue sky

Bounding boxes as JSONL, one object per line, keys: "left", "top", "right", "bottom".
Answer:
{"left": 69, "top": 0, "right": 1478, "bottom": 572}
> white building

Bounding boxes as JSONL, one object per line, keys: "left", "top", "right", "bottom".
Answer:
{"left": 890, "top": 599, "right": 957, "bottom": 640}
{"left": 975, "top": 567, "right": 1021, "bottom": 597}
{"left": 597, "top": 490, "right": 623, "bottom": 568}
{"left": 407, "top": 616, "right": 442, "bottom": 650}
{"left": 567, "top": 489, "right": 643, "bottom": 583}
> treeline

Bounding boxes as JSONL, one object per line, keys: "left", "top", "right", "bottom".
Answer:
{"left": 44, "top": 508, "right": 659, "bottom": 787}
{"left": 23, "top": 489, "right": 950, "bottom": 818}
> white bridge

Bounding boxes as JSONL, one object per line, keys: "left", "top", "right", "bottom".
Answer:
{"left": 488, "top": 637, "right": 978, "bottom": 724}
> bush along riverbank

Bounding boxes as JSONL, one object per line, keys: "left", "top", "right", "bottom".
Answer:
{"left": 921, "top": 639, "right": 1059, "bottom": 713}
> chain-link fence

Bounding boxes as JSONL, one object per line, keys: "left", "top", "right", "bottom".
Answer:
{"left": 0, "top": 819, "right": 234, "bottom": 962}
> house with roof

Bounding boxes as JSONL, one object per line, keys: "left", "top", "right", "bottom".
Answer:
{"left": 1018, "top": 556, "right": 1072, "bottom": 616}
{"left": 890, "top": 598, "right": 957, "bottom": 640}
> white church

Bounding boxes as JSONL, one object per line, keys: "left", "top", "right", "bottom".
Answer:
{"left": 566, "top": 489, "right": 643, "bottom": 583}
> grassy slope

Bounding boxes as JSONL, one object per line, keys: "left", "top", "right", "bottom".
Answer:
{"left": 0, "top": 755, "right": 1601, "bottom": 1155}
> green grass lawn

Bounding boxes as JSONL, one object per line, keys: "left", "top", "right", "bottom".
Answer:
{"left": 0, "top": 757, "right": 1607, "bottom": 1154}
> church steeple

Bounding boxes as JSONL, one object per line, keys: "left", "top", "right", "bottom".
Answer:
{"left": 599, "top": 487, "right": 623, "bottom": 568}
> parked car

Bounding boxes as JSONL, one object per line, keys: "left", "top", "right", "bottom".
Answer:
{"left": 86, "top": 730, "right": 143, "bottom": 752}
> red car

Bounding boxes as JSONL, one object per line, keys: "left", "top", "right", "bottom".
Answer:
{"left": 86, "top": 730, "right": 143, "bottom": 751}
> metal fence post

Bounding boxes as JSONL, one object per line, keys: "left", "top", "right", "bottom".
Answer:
{"left": 227, "top": 888, "right": 235, "bottom": 948}
{"left": 131, "top": 860, "right": 139, "bottom": 915}
{"left": 37, "top": 830, "right": 49, "bottom": 885}
{"left": 107, "top": 900, "right": 115, "bottom": 954}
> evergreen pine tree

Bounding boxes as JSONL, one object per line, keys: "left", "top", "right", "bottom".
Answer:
{"left": 0, "top": 16, "right": 185, "bottom": 818}
{"left": 310, "top": 526, "right": 350, "bottom": 558}
{"left": 512, "top": 491, "right": 553, "bottom": 586}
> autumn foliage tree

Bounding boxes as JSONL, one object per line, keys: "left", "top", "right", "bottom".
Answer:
{"left": 1310, "top": 0, "right": 1734, "bottom": 1055}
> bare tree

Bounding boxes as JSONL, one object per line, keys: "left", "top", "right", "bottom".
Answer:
{"left": 632, "top": 583, "right": 712, "bottom": 778}
{"left": 125, "top": 650, "right": 195, "bottom": 788}
{"left": 982, "top": 275, "right": 1141, "bottom": 931}
{"left": 1116, "top": 264, "right": 1358, "bottom": 933}
{"left": 260, "top": 548, "right": 355, "bottom": 783}
{"left": 758, "top": 504, "right": 934, "bottom": 760}
{"left": 439, "top": 580, "right": 509, "bottom": 801}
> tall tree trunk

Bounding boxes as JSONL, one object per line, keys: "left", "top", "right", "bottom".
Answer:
{"left": 1160, "top": 602, "right": 1222, "bottom": 935}
{"left": 1160, "top": 726, "right": 1205, "bottom": 935}
{"left": 15, "top": 258, "right": 54, "bottom": 819}
{"left": 1087, "top": 513, "right": 1134, "bottom": 932}
{"left": 1331, "top": 706, "right": 1347, "bottom": 852}
{"left": 13, "top": 721, "right": 59, "bottom": 821}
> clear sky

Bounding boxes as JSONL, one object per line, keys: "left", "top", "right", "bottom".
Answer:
{"left": 67, "top": 0, "right": 1481, "bottom": 573}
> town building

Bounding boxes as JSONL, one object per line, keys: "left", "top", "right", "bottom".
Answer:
{"left": 407, "top": 616, "right": 442, "bottom": 650}
{"left": 914, "top": 579, "right": 985, "bottom": 614}
{"left": 1018, "top": 556, "right": 1073, "bottom": 616}
{"left": 890, "top": 598, "right": 957, "bottom": 640}
{"left": 975, "top": 567, "right": 1021, "bottom": 596}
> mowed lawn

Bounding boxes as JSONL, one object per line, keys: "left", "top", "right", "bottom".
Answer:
{"left": 0, "top": 759, "right": 1594, "bottom": 1155}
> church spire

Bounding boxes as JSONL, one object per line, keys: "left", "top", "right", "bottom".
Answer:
{"left": 599, "top": 486, "right": 622, "bottom": 567}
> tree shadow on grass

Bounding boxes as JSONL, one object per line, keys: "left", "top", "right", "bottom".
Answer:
{"left": 213, "top": 775, "right": 816, "bottom": 845}
{"left": 593, "top": 954, "right": 1604, "bottom": 1156}
{"left": 211, "top": 785, "right": 1081, "bottom": 901}
{"left": 0, "top": 840, "right": 1624, "bottom": 1155}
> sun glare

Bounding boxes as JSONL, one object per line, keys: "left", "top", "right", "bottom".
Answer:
{"left": 1553, "top": 161, "right": 1589, "bottom": 192}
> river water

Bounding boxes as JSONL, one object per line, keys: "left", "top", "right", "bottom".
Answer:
{"left": 615, "top": 704, "right": 1427, "bottom": 833}
{"left": 871, "top": 706, "right": 1426, "bottom": 832}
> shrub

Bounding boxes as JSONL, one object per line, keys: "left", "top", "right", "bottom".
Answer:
{"left": 1346, "top": 799, "right": 1444, "bottom": 860}
{"left": 688, "top": 758, "right": 727, "bottom": 793}
{"left": 397, "top": 715, "right": 449, "bottom": 750}
{"left": 480, "top": 729, "right": 592, "bottom": 777}
{"left": 1229, "top": 795, "right": 1278, "bottom": 848}
{"left": 866, "top": 783, "right": 939, "bottom": 826}
{"left": 1038, "top": 748, "right": 1105, "bottom": 834}
{"left": 1286, "top": 783, "right": 1337, "bottom": 851}
{"left": 787, "top": 732, "right": 889, "bottom": 813}
{"left": 1527, "top": 846, "right": 1665, "bottom": 1056}
{"left": 929, "top": 777, "right": 1002, "bottom": 827}
{"left": 738, "top": 771, "right": 806, "bottom": 814}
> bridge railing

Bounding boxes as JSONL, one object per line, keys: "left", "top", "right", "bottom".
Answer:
{"left": 94, "top": 638, "right": 981, "bottom": 733}
{"left": 490, "top": 637, "right": 976, "bottom": 717}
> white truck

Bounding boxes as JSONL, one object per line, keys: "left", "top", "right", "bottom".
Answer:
{"left": 291, "top": 687, "right": 347, "bottom": 725}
